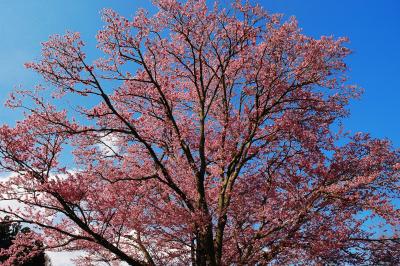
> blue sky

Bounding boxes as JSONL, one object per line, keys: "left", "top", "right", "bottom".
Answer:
{"left": 0, "top": 0, "right": 399, "bottom": 146}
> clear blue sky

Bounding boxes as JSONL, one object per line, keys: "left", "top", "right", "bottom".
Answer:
{"left": 0, "top": 0, "right": 399, "bottom": 147}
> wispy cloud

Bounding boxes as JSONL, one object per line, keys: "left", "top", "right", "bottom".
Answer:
{"left": 46, "top": 251, "right": 85, "bottom": 266}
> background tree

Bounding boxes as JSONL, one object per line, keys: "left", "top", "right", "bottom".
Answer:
{"left": 0, "top": 0, "right": 399, "bottom": 265}
{"left": 0, "top": 216, "right": 47, "bottom": 265}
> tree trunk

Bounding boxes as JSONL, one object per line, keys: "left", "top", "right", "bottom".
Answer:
{"left": 195, "top": 223, "right": 217, "bottom": 266}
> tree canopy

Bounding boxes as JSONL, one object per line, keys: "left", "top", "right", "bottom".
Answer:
{"left": 0, "top": 0, "right": 399, "bottom": 265}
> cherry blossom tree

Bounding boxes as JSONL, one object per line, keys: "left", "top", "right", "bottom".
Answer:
{"left": 0, "top": 217, "right": 47, "bottom": 265}
{"left": 0, "top": 0, "right": 399, "bottom": 265}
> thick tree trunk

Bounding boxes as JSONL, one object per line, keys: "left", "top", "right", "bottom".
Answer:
{"left": 195, "top": 223, "right": 217, "bottom": 266}
{"left": 215, "top": 214, "right": 227, "bottom": 265}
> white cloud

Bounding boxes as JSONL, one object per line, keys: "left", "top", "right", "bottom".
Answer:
{"left": 0, "top": 172, "right": 25, "bottom": 216}
{"left": 46, "top": 251, "right": 85, "bottom": 266}
{"left": 0, "top": 172, "right": 13, "bottom": 181}
{"left": 98, "top": 134, "right": 121, "bottom": 156}
{"left": 46, "top": 251, "right": 130, "bottom": 266}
